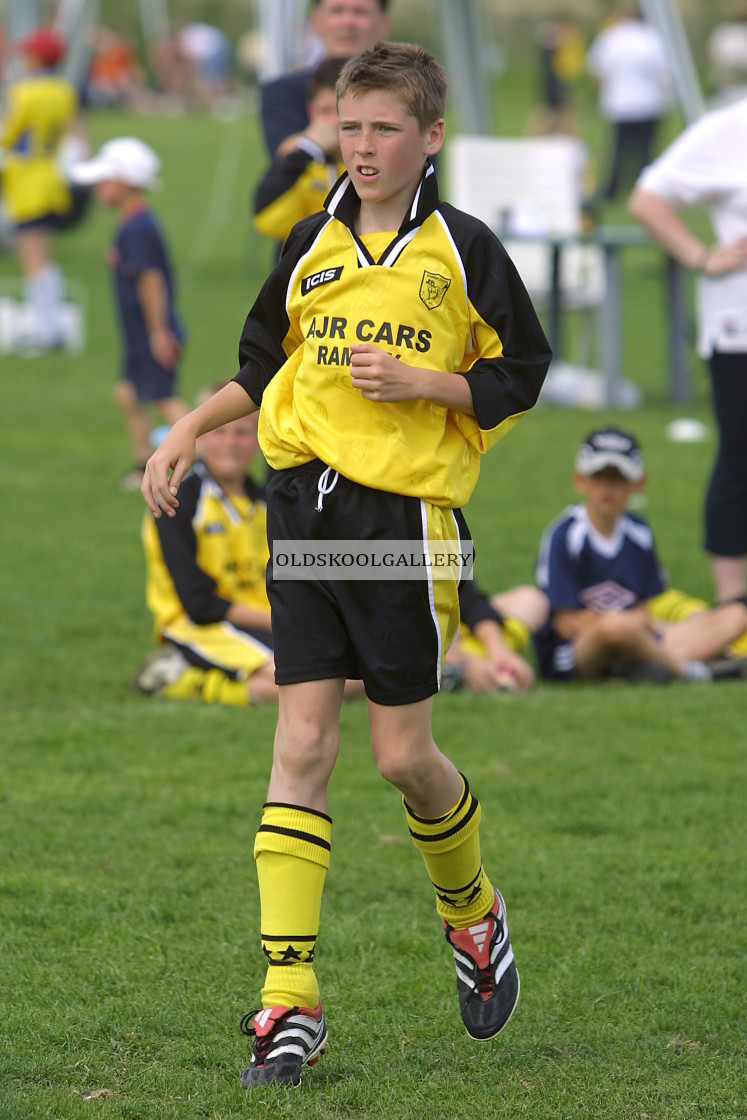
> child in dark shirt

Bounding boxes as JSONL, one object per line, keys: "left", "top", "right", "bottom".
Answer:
{"left": 72, "top": 136, "right": 188, "bottom": 489}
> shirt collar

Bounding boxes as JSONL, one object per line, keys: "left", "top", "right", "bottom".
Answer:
{"left": 323, "top": 158, "right": 439, "bottom": 235}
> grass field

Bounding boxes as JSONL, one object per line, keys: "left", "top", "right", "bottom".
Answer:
{"left": 1, "top": 76, "right": 746, "bottom": 1120}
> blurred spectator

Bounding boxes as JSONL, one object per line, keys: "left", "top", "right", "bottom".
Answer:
{"left": 706, "top": 12, "right": 747, "bottom": 105}
{"left": 254, "top": 56, "right": 346, "bottom": 245}
{"left": 259, "top": 0, "right": 390, "bottom": 158}
{"left": 145, "top": 33, "right": 189, "bottom": 108}
{"left": 442, "top": 581, "right": 548, "bottom": 694}
{"left": 629, "top": 95, "right": 747, "bottom": 601}
{"left": 176, "top": 22, "right": 234, "bottom": 107}
{"left": 70, "top": 137, "right": 189, "bottom": 490}
{"left": 87, "top": 27, "right": 142, "bottom": 108}
{"left": 527, "top": 17, "right": 586, "bottom": 137}
{"left": 0, "top": 28, "right": 78, "bottom": 352}
{"left": 587, "top": 5, "right": 671, "bottom": 200}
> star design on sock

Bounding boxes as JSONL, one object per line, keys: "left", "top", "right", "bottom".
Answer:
{"left": 437, "top": 879, "right": 484, "bottom": 908}
{"left": 281, "top": 944, "right": 304, "bottom": 962}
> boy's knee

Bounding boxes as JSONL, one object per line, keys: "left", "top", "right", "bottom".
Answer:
{"left": 371, "top": 734, "right": 429, "bottom": 790}
{"left": 115, "top": 379, "right": 137, "bottom": 409}
{"left": 274, "top": 721, "right": 339, "bottom": 781}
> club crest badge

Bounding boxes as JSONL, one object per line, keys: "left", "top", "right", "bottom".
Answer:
{"left": 419, "top": 270, "right": 451, "bottom": 310}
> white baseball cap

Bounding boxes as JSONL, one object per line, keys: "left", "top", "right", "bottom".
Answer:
{"left": 70, "top": 137, "right": 161, "bottom": 190}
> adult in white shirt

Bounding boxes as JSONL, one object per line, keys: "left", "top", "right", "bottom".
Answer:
{"left": 587, "top": 8, "right": 671, "bottom": 199}
{"left": 629, "top": 96, "right": 747, "bottom": 601}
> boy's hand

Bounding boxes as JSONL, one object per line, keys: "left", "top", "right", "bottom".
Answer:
{"left": 350, "top": 343, "right": 423, "bottom": 401}
{"left": 304, "top": 118, "right": 341, "bottom": 157}
{"left": 141, "top": 417, "right": 198, "bottom": 518}
{"left": 149, "top": 326, "right": 181, "bottom": 370}
{"left": 350, "top": 344, "right": 475, "bottom": 413}
{"left": 704, "top": 236, "right": 747, "bottom": 275}
{"left": 485, "top": 647, "right": 534, "bottom": 693}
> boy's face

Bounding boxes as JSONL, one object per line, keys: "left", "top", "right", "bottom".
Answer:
{"left": 310, "top": 0, "right": 389, "bottom": 58}
{"left": 338, "top": 89, "right": 443, "bottom": 220}
{"left": 95, "top": 179, "right": 130, "bottom": 208}
{"left": 309, "top": 87, "right": 339, "bottom": 127}
{"left": 574, "top": 466, "right": 642, "bottom": 522}
{"left": 197, "top": 416, "right": 259, "bottom": 488}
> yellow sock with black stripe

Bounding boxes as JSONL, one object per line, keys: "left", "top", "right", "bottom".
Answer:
{"left": 404, "top": 775, "right": 495, "bottom": 930}
{"left": 162, "top": 667, "right": 249, "bottom": 706}
{"left": 254, "top": 803, "right": 331, "bottom": 1010}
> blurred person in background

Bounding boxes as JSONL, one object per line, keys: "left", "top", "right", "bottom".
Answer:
{"left": 587, "top": 4, "right": 671, "bottom": 201}
{"left": 442, "top": 580, "right": 548, "bottom": 694}
{"left": 527, "top": 16, "right": 586, "bottom": 137}
{"left": 259, "top": 0, "right": 390, "bottom": 159}
{"left": 706, "top": 11, "right": 747, "bottom": 106}
{"left": 176, "top": 22, "right": 234, "bottom": 109}
{"left": 629, "top": 95, "right": 747, "bottom": 602}
{"left": 86, "top": 27, "right": 143, "bottom": 108}
{"left": 253, "top": 56, "right": 347, "bottom": 245}
{"left": 0, "top": 28, "right": 77, "bottom": 352}
{"left": 71, "top": 137, "right": 189, "bottom": 491}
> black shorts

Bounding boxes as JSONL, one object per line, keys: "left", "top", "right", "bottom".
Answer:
{"left": 14, "top": 211, "right": 67, "bottom": 232}
{"left": 266, "top": 461, "right": 465, "bottom": 706}
{"left": 122, "top": 351, "right": 179, "bottom": 402}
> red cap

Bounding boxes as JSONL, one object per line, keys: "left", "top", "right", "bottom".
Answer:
{"left": 14, "top": 28, "right": 67, "bottom": 67}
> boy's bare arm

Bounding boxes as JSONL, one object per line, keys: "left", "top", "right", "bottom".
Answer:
{"left": 349, "top": 343, "right": 475, "bottom": 413}
{"left": 554, "top": 603, "right": 651, "bottom": 641}
{"left": 137, "top": 268, "right": 181, "bottom": 369}
{"left": 552, "top": 608, "right": 598, "bottom": 641}
{"left": 628, "top": 187, "right": 747, "bottom": 275}
{"left": 224, "top": 603, "right": 273, "bottom": 631}
{"left": 142, "top": 382, "right": 259, "bottom": 518}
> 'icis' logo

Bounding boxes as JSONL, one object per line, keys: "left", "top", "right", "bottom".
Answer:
{"left": 419, "top": 270, "right": 451, "bottom": 310}
{"left": 301, "top": 266, "right": 344, "bottom": 294}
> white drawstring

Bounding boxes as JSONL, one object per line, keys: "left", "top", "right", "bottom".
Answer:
{"left": 316, "top": 466, "right": 339, "bottom": 511}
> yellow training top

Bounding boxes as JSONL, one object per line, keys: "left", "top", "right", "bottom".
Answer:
{"left": 0, "top": 72, "right": 77, "bottom": 223}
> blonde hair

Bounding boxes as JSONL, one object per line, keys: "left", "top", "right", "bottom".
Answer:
{"left": 336, "top": 41, "right": 447, "bottom": 132}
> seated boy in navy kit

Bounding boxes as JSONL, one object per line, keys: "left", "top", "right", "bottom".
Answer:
{"left": 535, "top": 427, "right": 747, "bottom": 682}
{"left": 143, "top": 42, "right": 551, "bottom": 1088}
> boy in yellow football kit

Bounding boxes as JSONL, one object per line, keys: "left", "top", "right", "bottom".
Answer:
{"left": 253, "top": 56, "right": 347, "bottom": 245}
{"left": 142, "top": 43, "right": 551, "bottom": 1088}
{"left": 0, "top": 28, "right": 77, "bottom": 350}
{"left": 137, "top": 388, "right": 278, "bottom": 707}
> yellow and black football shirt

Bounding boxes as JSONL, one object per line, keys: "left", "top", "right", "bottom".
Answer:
{"left": 142, "top": 461, "right": 270, "bottom": 637}
{"left": 253, "top": 143, "right": 345, "bottom": 244}
{"left": 234, "top": 161, "right": 551, "bottom": 509}
{"left": 0, "top": 72, "right": 77, "bottom": 223}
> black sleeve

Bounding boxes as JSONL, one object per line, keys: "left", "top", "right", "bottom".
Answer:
{"left": 233, "top": 213, "right": 327, "bottom": 404}
{"left": 459, "top": 577, "right": 505, "bottom": 631}
{"left": 443, "top": 205, "right": 553, "bottom": 431}
{"left": 155, "top": 475, "right": 232, "bottom": 625}
{"left": 253, "top": 148, "right": 314, "bottom": 215}
{"left": 259, "top": 71, "right": 311, "bottom": 157}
